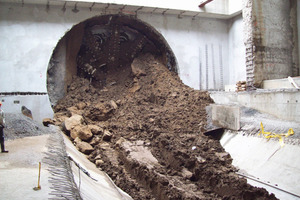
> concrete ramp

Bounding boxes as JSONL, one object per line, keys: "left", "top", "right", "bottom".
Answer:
{"left": 221, "top": 131, "right": 300, "bottom": 199}
{"left": 206, "top": 104, "right": 300, "bottom": 199}
{"left": 62, "top": 133, "right": 133, "bottom": 200}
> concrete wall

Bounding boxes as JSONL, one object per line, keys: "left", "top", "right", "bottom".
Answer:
{"left": 228, "top": 14, "right": 246, "bottom": 84}
{"left": 243, "top": 0, "right": 299, "bottom": 87}
{"left": 298, "top": 0, "right": 300, "bottom": 73}
{"left": 0, "top": 2, "right": 246, "bottom": 122}
{"left": 210, "top": 90, "right": 300, "bottom": 122}
{"left": 0, "top": 94, "right": 53, "bottom": 122}
{"left": 138, "top": 14, "right": 229, "bottom": 90}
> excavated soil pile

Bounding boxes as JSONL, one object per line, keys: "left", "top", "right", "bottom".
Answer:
{"left": 52, "top": 54, "right": 277, "bottom": 200}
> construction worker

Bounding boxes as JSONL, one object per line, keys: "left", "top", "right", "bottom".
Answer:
{"left": 0, "top": 102, "right": 8, "bottom": 153}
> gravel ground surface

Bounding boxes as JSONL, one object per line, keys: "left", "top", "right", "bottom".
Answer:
{"left": 4, "top": 113, "right": 53, "bottom": 140}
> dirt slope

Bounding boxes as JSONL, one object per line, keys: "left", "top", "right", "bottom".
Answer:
{"left": 53, "top": 54, "right": 277, "bottom": 200}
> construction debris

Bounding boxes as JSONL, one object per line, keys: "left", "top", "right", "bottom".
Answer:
{"left": 236, "top": 81, "right": 247, "bottom": 92}
{"left": 54, "top": 54, "right": 277, "bottom": 199}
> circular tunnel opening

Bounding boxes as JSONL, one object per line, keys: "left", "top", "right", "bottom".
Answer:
{"left": 47, "top": 14, "right": 178, "bottom": 106}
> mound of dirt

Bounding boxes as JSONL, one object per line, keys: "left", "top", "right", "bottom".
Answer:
{"left": 53, "top": 54, "right": 277, "bottom": 200}
{"left": 4, "top": 113, "right": 52, "bottom": 140}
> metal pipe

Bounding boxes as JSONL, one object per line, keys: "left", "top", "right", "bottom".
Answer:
{"left": 237, "top": 172, "right": 300, "bottom": 198}
{"left": 178, "top": 11, "right": 185, "bottom": 19}
{"left": 162, "top": 8, "right": 169, "bottom": 15}
{"left": 192, "top": 12, "right": 200, "bottom": 20}
{"left": 135, "top": 6, "right": 143, "bottom": 17}
{"left": 151, "top": 7, "right": 158, "bottom": 15}
{"left": 62, "top": 2, "right": 66, "bottom": 12}
{"left": 199, "top": 0, "right": 213, "bottom": 8}
{"left": 89, "top": 2, "right": 95, "bottom": 11}
{"left": 119, "top": 5, "right": 126, "bottom": 14}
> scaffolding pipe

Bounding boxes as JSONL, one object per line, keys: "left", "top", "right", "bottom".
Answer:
{"left": 199, "top": 0, "right": 213, "bottom": 8}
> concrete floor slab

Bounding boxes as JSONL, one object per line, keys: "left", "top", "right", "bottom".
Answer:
{"left": 0, "top": 135, "right": 51, "bottom": 200}
{"left": 0, "top": 133, "right": 133, "bottom": 200}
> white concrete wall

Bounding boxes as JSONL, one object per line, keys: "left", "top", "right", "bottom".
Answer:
{"left": 228, "top": 14, "right": 246, "bottom": 84}
{"left": 138, "top": 14, "right": 229, "bottom": 90}
{"left": 210, "top": 90, "right": 300, "bottom": 122}
{"left": 0, "top": 94, "right": 53, "bottom": 122}
{"left": 228, "top": 0, "right": 243, "bottom": 15}
{"left": 0, "top": 2, "right": 246, "bottom": 122}
{"left": 0, "top": 3, "right": 99, "bottom": 122}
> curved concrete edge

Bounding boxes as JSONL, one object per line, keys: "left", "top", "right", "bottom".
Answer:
{"left": 62, "top": 133, "right": 133, "bottom": 200}
{"left": 220, "top": 131, "right": 300, "bottom": 200}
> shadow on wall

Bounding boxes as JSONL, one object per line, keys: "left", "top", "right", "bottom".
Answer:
{"left": 47, "top": 14, "right": 178, "bottom": 106}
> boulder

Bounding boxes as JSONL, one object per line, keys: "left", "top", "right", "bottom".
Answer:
{"left": 21, "top": 106, "right": 33, "bottom": 119}
{"left": 182, "top": 168, "right": 193, "bottom": 180}
{"left": 76, "top": 140, "right": 94, "bottom": 155}
{"left": 67, "top": 106, "right": 80, "bottom": 116}
{"left": 70, "top": 128, "right": 79, "bottom": 140}
{"left": 42, "top": 118, "right": 54, "bottom": 127}
{"left": 63, "top": 114, "right": 84, "bottom": 133}
{"left": 73, "top": 126, "right": 93, "bottom": 141}
{"left": 54, "top": 112, "right": 68, "bottom": 124}
{"left": 131, "top": 62, "right": 146, "bottom": 77}
{"left": 116, "top": 137, "right": 126, "bottom": 147}
{"left": 102, "top": 130, "right": 112, "bottom": 142}
{"left": 95, "top": 159, "right": 104, "bottom": 167}
{"left": 86, "top": 103, "right": 113, "bottom": 121}
{"left": 94, "top": 154, "right": 102, "bottom": 160}
{"left": 74, "top": 137, "right": 81, "bottom": 145}
{"left": 88, "top": 124, "right": 104, "bottom": 135}
{"left": 76, "top": 102, "right": 86, "bottom": 110}
{"left": 110, "top": 100, "right": 118, "bottom": 109}
{"left": 129, "top": 83, "right": 141, "bottom": 93}
{"left": 89, "top": 136, "right": 101, "bottom": 146}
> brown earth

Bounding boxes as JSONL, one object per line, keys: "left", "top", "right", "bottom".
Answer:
{"left": 52, "top": 53, "right": 277, "bottom": 200}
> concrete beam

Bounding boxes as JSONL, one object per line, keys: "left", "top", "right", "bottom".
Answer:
{"left": 211, "top": 104, "right": 240, "bottom": 130}
{"left": 0, "top": 0, "right": 242, "bottom": 19}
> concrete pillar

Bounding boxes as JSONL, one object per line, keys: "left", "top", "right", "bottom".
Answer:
{"left": 298, "top": 0, "right": 300, "bottom": 75}
{"left": 243, "top": 0, "right": 299, "bottom": 88}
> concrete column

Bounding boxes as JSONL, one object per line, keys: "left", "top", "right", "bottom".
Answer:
{"left": 291, "top": 0, "right": 299, "bottom": 76}
{"left": 243, "top": 0, "right": 255, "bottom": 88}
{"left": 243, "top": 0, "right": 298, "bottom": 88}
{"left": 298, "top": 0, "right": 300, "bottom": 75}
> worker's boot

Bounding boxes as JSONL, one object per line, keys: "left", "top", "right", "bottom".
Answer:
{"left": 1, "top": 142, "right": 8, "bottom": 153}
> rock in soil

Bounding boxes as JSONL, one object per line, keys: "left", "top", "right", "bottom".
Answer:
{"left": 54, "top": 53, "right": 278, "bottom": 200}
